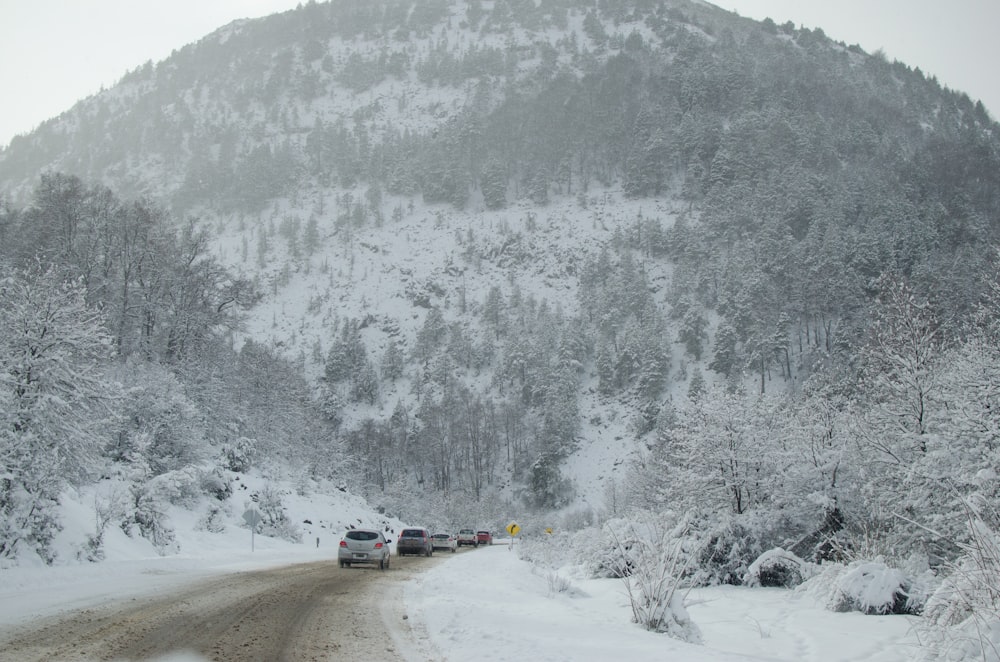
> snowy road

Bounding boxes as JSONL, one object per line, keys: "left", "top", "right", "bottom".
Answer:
{"left": 0, "top": 553, "right": 442, "bottom": 661}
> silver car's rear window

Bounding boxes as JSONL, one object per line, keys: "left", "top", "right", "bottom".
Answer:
{"left": 346, "top": 531, "right": 379, "bottom": 541}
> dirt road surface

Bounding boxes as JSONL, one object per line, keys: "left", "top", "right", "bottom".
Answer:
{"left": 0, "top": 552, "right": 446, "bottom": 661}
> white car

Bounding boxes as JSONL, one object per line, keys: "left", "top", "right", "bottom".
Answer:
{"left": 457, "top": 528, "right": 479, "bottom": 547}
{"left": 431, "top": 533, "right": 458, "bottom": 553}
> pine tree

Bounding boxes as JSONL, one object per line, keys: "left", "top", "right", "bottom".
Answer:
{"left": 481, "top": 159, "right": 508, "bottom": 210}
{"left": 482, "top": 285, "right": 506, "bottom": 340}
{"left": 381, "top": 338, "right": 404, "bottom": 381}
{"left": 326, "top": 320, "right": 367, "bottom": 383}
{"left": 413, "top": 307, "right": 447, "bottom": 367}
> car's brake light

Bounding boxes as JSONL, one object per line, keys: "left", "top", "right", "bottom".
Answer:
{"left": 339, "top": 540, "right": 347, "bottom": 547}
{"left": 374, "top": 542, "right": 383, "bottom": 548}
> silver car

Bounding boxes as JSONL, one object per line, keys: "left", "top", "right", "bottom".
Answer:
{"left": 431, "top": 533, "right": 458, "bottom": 553}
{"left": 338, "top": 529, "right": 391, "bottom": 569}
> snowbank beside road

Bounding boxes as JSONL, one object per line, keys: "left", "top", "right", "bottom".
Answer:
{"left": 404, "top": 541, "right": 923, "bottom": 662}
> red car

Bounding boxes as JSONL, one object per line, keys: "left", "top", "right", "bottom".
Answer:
{"left": 476, "top": 530, "right": 493, "bottom": 546}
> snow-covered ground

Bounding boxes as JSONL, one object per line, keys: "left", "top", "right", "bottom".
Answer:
{"left": 405, "top": 540, "right": 923, "bottom": 662}
{"left": 1, "top": 526, "right": 923, "bottom": 661}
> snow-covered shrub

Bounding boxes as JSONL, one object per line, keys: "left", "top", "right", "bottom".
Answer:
{"left": 543, "top": 570, "right": 576, "bottom": 596}
{"left": 0, "top": 483, "right": 61, "bottom": 565}
{"left": 801, "top": 562, "right": 847, "bottom": 610}
{"left": 221, "top": 437, "right": 258, "bottom": 473}
{"left": 791, "top": 506, "right": 849, "bottom": 563}
{"left": 582, "top": 511, "right": 794, "bottom": 588}
{"left": 922, "top": 564, "right": 1000, "bottom": 661}
{"left": 76, "top": 487, "right": 129, "bottom": 563}
{"left": 691, "top": 514, "right": 772, "bottom": 586}
{"left": 803, "top": 559, "right": 924, "bottom": 615}
{"left": 824, "top": 514, "right": 898, "bottom": 565}
{"left": 123, "top": 483, "right": 176, "bottom": 553}
{"left": 584, "top": 514, "right": 701, "bottom": 641}
{"left": 592, "top": 514, "right": 701, "bottom": 643}
{"left": 605, "top": 516, "right": 701, "bottom": 642}
{"left": 521, "top": 530, "right": 574, "bottom": 570}
{"left": 517, "top": 530, "right": 587, "bottom": 598}
{"left": 836, "top": 562, "right": 920, "bottom": 614}
{"left": 77, "top": 531, "right": 105, "bottom": 562}
{"left": 578, "top": 516, "right": 650, "bottom": 579}
{"left": 200, "top": 468, "right": 233, "bottom": 501}
{"left": 197, "top": 504, "right": 228, "bottom": 534}
{"left": 745, "top": 548, "right": 813, "bottom": 588}
{"left": 527, "top": 556, "right": 586, "bottom": 598}
{"left": 575, "top": 512, "right": 699, "bottom": 581}
{"left": 254, "top": 484, "right": 301, "bottom": 543}
{"left": 148, "top": 467, "right": 202, "bottom": 507}
{"left": 920, "top": 496, "right": 1000, "bottom": 661}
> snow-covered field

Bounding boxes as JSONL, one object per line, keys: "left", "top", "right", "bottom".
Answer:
{"left": 1, "top": 519, "right": 922, "bottom": 661}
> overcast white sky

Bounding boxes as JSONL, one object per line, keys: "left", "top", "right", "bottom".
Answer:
{"left": 0, "top": 0, "right": 998, "bottom": 147}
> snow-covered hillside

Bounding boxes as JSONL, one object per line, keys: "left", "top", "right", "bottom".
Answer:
{"left": 210, "top": 186, "right": 689, "bottom": 513}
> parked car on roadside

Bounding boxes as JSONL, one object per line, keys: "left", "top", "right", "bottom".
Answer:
{"left": 457, "top": 528, "right": 479, "bottom": 547}
{"left": 338, "top": 529, "right": 391, "bottom": 569}
{"left": 476, "top": 530, "right": 493, "bottom": 546}
{"left": 431, "top": 533, "right": 458, "bottom": 553}
{"left": 397, "top": 527, "right": 434, "bottom": 556}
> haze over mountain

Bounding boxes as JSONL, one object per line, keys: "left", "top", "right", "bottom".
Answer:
{"left": 1, "top": 5, "right": 999, "bottom": 650}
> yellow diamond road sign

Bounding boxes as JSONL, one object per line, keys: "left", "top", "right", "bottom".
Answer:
{"left": 506, "top": 522, "right": 521, "bottom": 537}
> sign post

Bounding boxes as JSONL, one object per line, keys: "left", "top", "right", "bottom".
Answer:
{"left": 505, "top": 521, "right": 521, "bottom": 550}
{"left": 242, "top": 508, "right": 262, "bottom": 552}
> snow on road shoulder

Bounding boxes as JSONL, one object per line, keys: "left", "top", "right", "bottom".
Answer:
{"left": 404, "top": 541, "right": 763, "bottom": 661}
{"left": 0, "top": 471, "right": 397, "bottom": 629}
{"left": 403, "top": 541, "right": 923, "bottom": 662}
{"left": 0, "top": 535, "right": 334, "bottom": 629}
